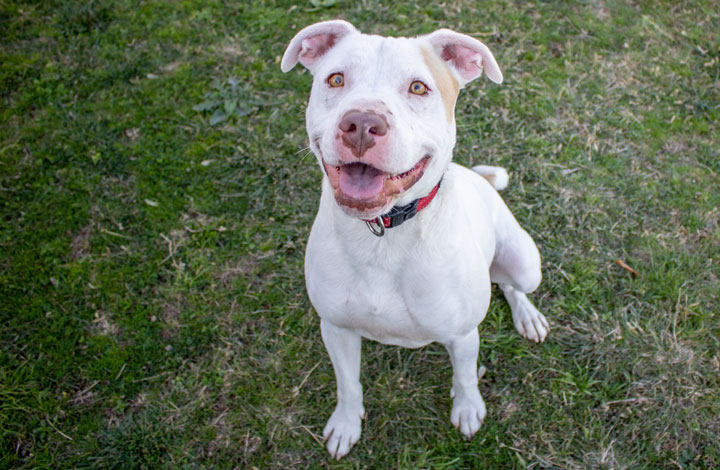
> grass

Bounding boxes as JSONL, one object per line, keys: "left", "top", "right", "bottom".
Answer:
{"left": 1, "top": 0, "right": 718, "bottom": 468}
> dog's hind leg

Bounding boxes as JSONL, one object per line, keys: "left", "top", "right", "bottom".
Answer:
{"left": 488, "top": 211, "right": 549, "bottom": 343}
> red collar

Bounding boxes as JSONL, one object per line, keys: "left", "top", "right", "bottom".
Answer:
{"left": 364, "top": 179, "right": 442, "bottom": 236}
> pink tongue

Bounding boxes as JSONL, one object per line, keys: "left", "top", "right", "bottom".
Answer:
{"left": 338, "top": 163, "right": 385, "bottom": 201}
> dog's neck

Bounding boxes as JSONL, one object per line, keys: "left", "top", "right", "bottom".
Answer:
{"left": 363, "top": 177, "right": 443, "bottom": 236}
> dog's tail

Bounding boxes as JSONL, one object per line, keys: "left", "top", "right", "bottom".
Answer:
{"left": 472, "top": 165, "right": 509, "bottom": 191}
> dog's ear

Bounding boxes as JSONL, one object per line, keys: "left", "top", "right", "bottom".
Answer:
{"left": 423, "top": 29, "right": 503, "bottom": 86}
{"left": 281, "top": 20, "right": 359, "bottom": 73}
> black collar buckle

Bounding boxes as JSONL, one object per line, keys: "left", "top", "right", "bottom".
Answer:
{"left": 383, "top": 199, "right": 420, "bottom": 229}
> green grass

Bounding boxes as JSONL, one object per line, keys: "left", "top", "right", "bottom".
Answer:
{"left": 1, "top": 0, "right": 718, "bottom": 468}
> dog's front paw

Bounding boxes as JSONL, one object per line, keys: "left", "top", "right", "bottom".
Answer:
{"left": 450, "top": 392, "right": 486, "bottom": 438}
{"left": 323, "top": 405, "right": 364, "bottom": 459}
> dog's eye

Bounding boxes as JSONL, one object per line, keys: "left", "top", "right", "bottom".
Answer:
{"left": 327, "top": 73, "right": 344, "bottom": 88}
{"left": 409, "top": 81, "right": 428, "bottom": 95}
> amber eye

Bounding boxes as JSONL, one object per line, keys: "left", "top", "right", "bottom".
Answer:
{"left": 327, "top": 73, "right": 344, "bottom": 87}
{"left": 409, "top": 80, "right": 428, "bottom": 95}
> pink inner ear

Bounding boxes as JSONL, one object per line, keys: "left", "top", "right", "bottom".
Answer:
{"left": 299, "top": 33, "right": 337, "bottom": 67}
{"left": 442, "top": 44, "right": 483, "bottom": 81}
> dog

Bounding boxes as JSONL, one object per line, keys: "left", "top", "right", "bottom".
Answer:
{"left": 281, "top": 20, "right": 549, "bottom": 459}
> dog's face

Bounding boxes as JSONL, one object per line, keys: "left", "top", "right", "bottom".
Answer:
{"left": 282, "top": 20, "right": 502, "bottom": 219}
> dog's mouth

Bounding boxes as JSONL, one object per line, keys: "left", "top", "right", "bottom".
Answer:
{"left": 322, "top": 156, "right": 430, "bottom": 215}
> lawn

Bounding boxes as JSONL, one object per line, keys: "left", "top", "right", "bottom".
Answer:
{"left": 1, "top": 0, "right": 718, "bottom": 468}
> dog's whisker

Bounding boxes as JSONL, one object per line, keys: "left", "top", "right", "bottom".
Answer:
{"left": 295, "top": 147, "right": 314, "bottom": 166}
{"left": 294, "top": 145, "right": 310, "bottom": 156}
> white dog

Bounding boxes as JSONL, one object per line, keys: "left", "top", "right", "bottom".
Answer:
{"left": 282, "top": 20, "right": 549, "bottom": 459}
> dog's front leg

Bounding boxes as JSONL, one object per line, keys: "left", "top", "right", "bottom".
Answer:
{"left": 444, "top": 328, "right": 486, "bottom": 438}
{"left": 320, "top": 319, "right": 364, "bottom": 459}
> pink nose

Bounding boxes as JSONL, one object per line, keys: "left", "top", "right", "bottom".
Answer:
{"left": 338, "top": 110, "right": 388, "bottom": 157}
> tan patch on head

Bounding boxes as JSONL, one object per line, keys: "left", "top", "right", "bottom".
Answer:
{"left": 420, "top": 46, "right": 459, "bottom": 122}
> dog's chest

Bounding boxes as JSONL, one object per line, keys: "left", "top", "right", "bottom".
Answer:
{"left": 305, "top": 233, "right": 492, "bottom": 347}
{"left": 338, "top": 270, "right": 430, "bottom": 347}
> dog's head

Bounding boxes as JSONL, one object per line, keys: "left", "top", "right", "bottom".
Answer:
{"left": 282, "top": 20, "right": 502, "bottom": 219}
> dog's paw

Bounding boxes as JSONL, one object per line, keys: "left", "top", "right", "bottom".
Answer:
{"left": 323, "top": 406, "right": 364, "bottom": 460}
{"left": 511, "top": 297, "right": 549, "bottom": 343}
{"left": 450, "top": 392, "right": 486, "bottom": 438}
